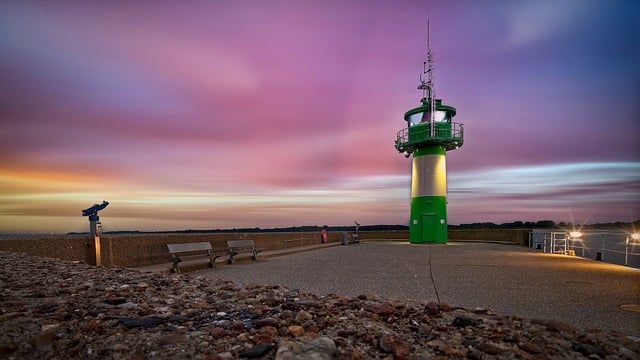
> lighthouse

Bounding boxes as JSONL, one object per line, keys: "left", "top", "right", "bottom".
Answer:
{"left": 395, "top": 25, "right": 464, "bottom": 244}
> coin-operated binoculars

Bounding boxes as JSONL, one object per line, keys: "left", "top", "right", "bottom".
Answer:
{"left": 82, "top": 201, "right": 109, "bottom": 266}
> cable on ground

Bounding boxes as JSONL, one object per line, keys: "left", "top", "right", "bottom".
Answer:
{"left": 427, "top": 242, "right": 441, "bottom": 303}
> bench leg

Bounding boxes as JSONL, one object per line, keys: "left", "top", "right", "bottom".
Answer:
{"left": 172, "top": 263, "right": 181, "bottom": 274}
{"left": 211, "top": 255, "right": 224, "bottom": 268}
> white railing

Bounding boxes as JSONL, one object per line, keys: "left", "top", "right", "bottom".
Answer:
{"left": 530, "top": 230, "right": 640, "bottom": 268}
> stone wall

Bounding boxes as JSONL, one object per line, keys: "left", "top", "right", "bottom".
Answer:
{"left": 0, "top": 232, "right": 330, "bottom": 268}
{"left": 0, "top": 229, "right": 530, "bottom": 267}
{"left": 0, "top": 235, "right": 89, "bottom": 262}
{"left": 448, "top": 229, "right": 531, "bottom": 246}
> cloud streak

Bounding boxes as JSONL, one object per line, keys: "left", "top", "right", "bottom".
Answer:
{"left": 0, "top": 1, "right": 638, "bottom": 233}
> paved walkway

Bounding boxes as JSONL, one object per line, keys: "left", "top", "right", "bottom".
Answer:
{"left": 192, "top": 241, "right": 640, "bottom": 337}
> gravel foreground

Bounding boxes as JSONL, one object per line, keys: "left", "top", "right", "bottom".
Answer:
{"left": 1, "top": 251, "right": 638, "bottom": 359}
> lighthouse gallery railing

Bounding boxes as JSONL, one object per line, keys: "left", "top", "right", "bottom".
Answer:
{"left": 395, "top": 122, "right": 464, "bottom": 151}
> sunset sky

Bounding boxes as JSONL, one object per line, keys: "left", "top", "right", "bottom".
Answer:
{"left": 1, "top": 1, "right": 639, "bottom": 234}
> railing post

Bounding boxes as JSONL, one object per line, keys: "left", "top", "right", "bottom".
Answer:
{"left": 601, "top": 234, "right": 605, "bottom": 261}
{"left": 625, "top": 236, "right": 629, "bottom": 266}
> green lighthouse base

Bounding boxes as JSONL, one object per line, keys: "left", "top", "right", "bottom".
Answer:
{"left": 409, "top": 196, "right": 447, "bottom": 244}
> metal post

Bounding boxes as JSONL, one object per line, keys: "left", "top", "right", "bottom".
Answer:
{"left": 90, "top": 218, "right": 101, "bottom": 266}
{"left": 569, "top": 236, "right": 575, "bottom": 256}
{"left": 601, "top": 234, "right": 605, "bottom": 262}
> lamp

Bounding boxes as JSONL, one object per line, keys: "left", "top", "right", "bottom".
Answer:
{"left": 625, "top": 233, "right": 640, "bottom": 266}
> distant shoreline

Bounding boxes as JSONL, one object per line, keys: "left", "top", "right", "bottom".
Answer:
{"left": 1, "top": 220, "right": 637, "bottom": 238}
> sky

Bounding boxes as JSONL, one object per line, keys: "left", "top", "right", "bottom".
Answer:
{"left": 1, "top": 0, "right": 639, "bottom": 234}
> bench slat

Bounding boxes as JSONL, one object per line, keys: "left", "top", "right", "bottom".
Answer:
{"left": 226, "top": 239, "right": 256, "bottom": 248}
{"left": 167, "top": 242, "right": 212, "bottom": 253}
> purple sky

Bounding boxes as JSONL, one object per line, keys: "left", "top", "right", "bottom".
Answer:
{"left": 1, "top": 0, "right": 639, "bottom": 234}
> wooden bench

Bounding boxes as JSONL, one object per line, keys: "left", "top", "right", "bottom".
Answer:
{"left": 226, "top": 239, "right": 263, "bottom": 264}
{"left": 166, "top": 242, "right": 227, "bottom": 273}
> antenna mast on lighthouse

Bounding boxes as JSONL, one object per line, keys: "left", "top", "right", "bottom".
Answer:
{"left": 418, "top": 18, "right": 436, "bottom": 135}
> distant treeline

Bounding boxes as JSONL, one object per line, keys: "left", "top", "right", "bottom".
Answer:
{"left": 448, "top": 220, "right": 640, "bottom": 230}
{"left": 67, "top": 224, "right": 408, "bottom": 235}
{"left": 66, "top": 220, "right": 639, "bottom": 235}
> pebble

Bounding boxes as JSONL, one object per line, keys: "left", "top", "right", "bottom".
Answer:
{"left": 239, "top": 342, "right": 274, "bottom": 358}
{"left": 254, "top": 317, "right": 279, "bottom": 328}
{"left": 0, "top": 250, "right": 638, "bottom": 359}
{"left": 452, "top": 316, "right": 480, "bottom": 327}
{"left": 287, "top": 325, "right": 305, "bottom": 337}
{"left": 157, "top": 334, "right": 189, "bottom": 346}
{"left": 379, "top": 335, "right": 412, "bottom": 358}
{"left": 276, "top": 337, "right": 336, "bottom": 360}
{"left": 295, "top": 310, "right": 313, "bottom": 322}
{"left": 118, "top": 316, "right": 164, "bottom": 328}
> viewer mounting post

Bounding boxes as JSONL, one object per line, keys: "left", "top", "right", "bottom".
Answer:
{"left": 82, "top": 200, "right": 109, "bottom": 266}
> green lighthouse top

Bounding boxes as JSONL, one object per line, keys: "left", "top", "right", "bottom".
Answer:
{"left": 395, "top": 22, "right": 463, "bottom": 156}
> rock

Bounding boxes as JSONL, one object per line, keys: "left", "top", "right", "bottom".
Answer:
{"left": 253, "top": 317, "right": 279, "bottom": 328}
{"left": 259, "top": 326, "right": 279, "bottom": 337}
{"left": 0, "top": 343, "right": 18, "bottom": 356}
{"left": 531, "top": 318, "right": 574, "bottom": 332}
{"left": 210, "top": 327, "right": 227, "bottom": 339}
{"left": 337, "top": 329, "right": 357, "bottom": 338}
{"left": 276, "top": 337, "right": 336, "bottom": 360}
{"left": 103, "top": 297, "right": 127, "bottom": 305}
{"left": 119, "top": 316, "right": 164, "bottom": 328}
{"left": 231, "top": 321, "right": 247, "bottom": 331}
{"left": 424, "top": 302, "right": 450, "bottom": 314}
{"left": 452, "top": 316, "right": 480, "bottom": 327}
{"left": 253, "top": 333, "right": 274, "bottom": 345}
{"left": 425, "top": 302, "right": 440, "bottom": 315}
{"left": 379, "top": 335, "right": 412, "bottom": 358}
{"left": 288, "top": 325, "right": 305, "bottom": 337}
{"left": 30, "top": 331, "right": 56, "bottom": 350}
{"left": 363, "top": 302, "right": 395, "bottom": 316}
{"left": 427, "top": 340, "right": 466, "bottom": 357}
{"left": 109, "top": 343, "right": 130, "bottom": 351}
{"left": 168, "top": 314, "right": 190, "bottom": 323}
{"left": 117, "top": 301, "right": 138, "bottom": 309}
{"left": 571, "top": 342, "right": 607, "bottom": 358}
{"left": 519, "top": 341, "right": 544, "bottom": 354}
{"left": 279, "top": 310, "right": 295, "bottom": 319}
{"left": 216, "top": 351, "right": 235, "bottom": 359}
{"left": 81, "top": 320, "right": 104, "bottom": 334}
{"left": 239, "top": 342, "right": 275, "bottom": 358}
{"left": 158, "top": 334, "right": 189, "bottom": 346}
{"left": 475, "top": 342, "right": 505, "bottom": 355}
{"left": 295, "top": 310, "right": 313, "bottom": 322}
{"left": 196, "top": 341, "right": 209, "bottom": 353}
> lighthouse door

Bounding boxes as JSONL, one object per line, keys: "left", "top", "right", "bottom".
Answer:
{"left": 421, "top": 213, "right": 437, "bottom": 242}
